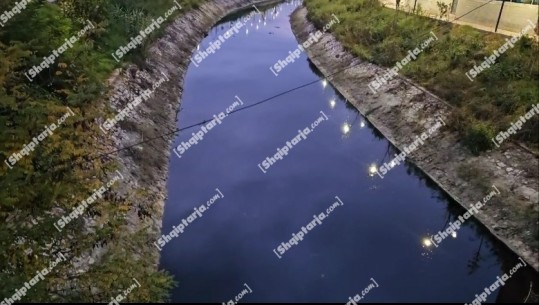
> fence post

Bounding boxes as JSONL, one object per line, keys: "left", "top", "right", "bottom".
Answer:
{"left": 495, "top": 0, "right": 506, "bottom": 33}
{"left": 450, "top": 0, "right": 458, "bottom": 14}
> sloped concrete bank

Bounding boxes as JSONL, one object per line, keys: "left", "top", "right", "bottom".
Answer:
{"left": 96, "top": 0, "right": 281, "bottom": 274}
{"left": 291, "top": 6, "right": 539, "bottom": 271}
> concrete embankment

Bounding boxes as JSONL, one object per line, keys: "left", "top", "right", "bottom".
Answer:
{"left": 96, "top": 0, "right": 281, "bottom": 274}
{"left": 291, "top": 6, "right": 538, "bottom": 271}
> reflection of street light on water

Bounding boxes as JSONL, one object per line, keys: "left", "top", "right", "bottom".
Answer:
{"left": 341, "top": 123, "right": 351, "bottom": 135}
{"left": 329, "top": 99, "right": 336, "bottom": 109}
{"left": 422, "top": 232, "right": 456, "bottom": 249}
{"left": 368, "top": 164, "right": 377, "bottom": 177}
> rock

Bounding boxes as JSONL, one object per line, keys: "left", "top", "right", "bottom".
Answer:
{"left": 516, "top": 185, "right": 539, "bottom": 202}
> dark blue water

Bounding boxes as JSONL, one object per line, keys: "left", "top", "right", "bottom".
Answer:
{"left": 159, "top": 0, "right": 538, "bottom": 302}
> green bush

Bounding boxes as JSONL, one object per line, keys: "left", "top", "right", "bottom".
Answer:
{"left": 462, "top": 121, "right": 496, "bottom": 155}
{"left": 0, "top": 0, "right": 205, "bottom": 301}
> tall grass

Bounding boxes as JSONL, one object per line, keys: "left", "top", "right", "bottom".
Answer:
{"left": 305, "top": 0, "right": 539, "bottom": 153}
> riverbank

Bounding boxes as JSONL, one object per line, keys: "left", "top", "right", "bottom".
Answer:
{"left": 0, "top": 0, "right": 210, "bottom": 301}
{"left": 100, "top": 0, "right": 283, "bottom": 298}
{"left": 291, "top": 5, "right": 539, "bottom": 272}
{"left": 303, "top": 0, "right": 539, "bottom": 154}
{"left": 1, "top": 0, "right": 283, "bottom": 301}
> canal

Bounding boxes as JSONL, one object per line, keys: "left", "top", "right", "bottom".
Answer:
{"left": 159, "top": 0, "right": 538, "bottom": 302}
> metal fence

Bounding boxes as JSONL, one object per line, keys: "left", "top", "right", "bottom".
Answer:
{"left": 380, "top": 0, "right": 539, "bottom": 34}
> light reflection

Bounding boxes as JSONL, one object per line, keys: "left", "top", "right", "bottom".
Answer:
{"left": 329, "top": 99, "right": 336, "bottom": 109}
{"left": 322, "top": 79, "right": 327, "bottom": 88}
{"left": 368, "top": 164, "right": 377, "bottom": 177}
{"left": 341, "top": 123, "right": 351, "bottom": 135}
{"left": 451, "top": 231, "right": 457, "bottom": 238}
{"left": 420, "top": 236, "right": 435, "bottom": 258}
{"left": 360, "top": 121, "right": 365, "bottom": 128}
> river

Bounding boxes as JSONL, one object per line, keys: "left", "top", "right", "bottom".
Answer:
{"left": 158, "top": 0, "right": 538, "bottom": 302}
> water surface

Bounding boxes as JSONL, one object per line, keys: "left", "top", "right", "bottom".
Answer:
{"left": 159, "top": 1, "right": 538, "bottom": 302}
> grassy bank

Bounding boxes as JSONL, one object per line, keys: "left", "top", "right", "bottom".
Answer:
{"left": 0, "top": 0, "right": 204, "bottom": 302}
{"left": 304, "top": 0, "right": 539, "bottom": 153}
